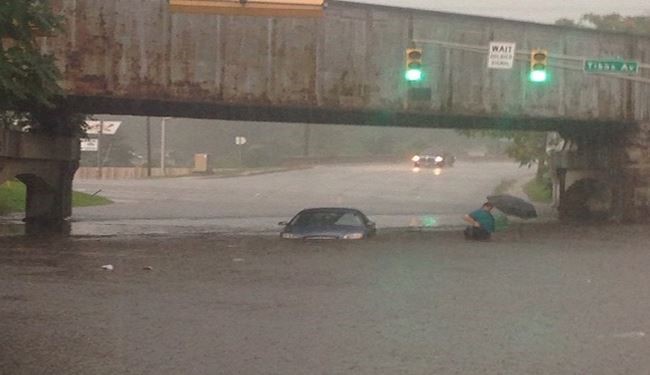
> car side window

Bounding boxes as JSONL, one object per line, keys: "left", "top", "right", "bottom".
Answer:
{"left": 334, "top": 213, "right": 364, "bottom": 226}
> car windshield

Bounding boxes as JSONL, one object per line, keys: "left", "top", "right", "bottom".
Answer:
{"left": 292, "top": 211, "right": 365, "bottom": 227}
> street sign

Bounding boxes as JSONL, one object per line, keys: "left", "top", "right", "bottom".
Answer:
{"left": 80, "top": 138, "right": 98, "bottom": 151}
{"left": 584, "top": 60, "right": 639, "bottom": 74}
{"left": 487, "top": 42, "right": 516, "bottom": 69}
{"left": 85, "top": 120, "right": 122, "bottom": 135}
{"left": 235, "top": 136, "right": 247, "bottom": 145}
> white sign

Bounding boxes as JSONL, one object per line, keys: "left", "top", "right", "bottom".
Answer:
{"left": 487, "top": 42, "right": 516, "bottom": 69}
{"left": 235, "top": 136, "right": 247, "bottom": 145}
{"left": 80, "top": 138, "right": 98, "bottom": 152}
{"left": 85, "top": 120, "right": 122, "bottom": 135}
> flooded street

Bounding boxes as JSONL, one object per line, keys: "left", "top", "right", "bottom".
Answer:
{"left": 2, "top": 223, "right": 650, "bottom": 374}
{"left": 65, "top": 161, "right": 535, "bottom": 236}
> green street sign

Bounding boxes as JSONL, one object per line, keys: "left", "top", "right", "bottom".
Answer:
{"left": 584, "top": 60, "right": 639, "bottom": 74}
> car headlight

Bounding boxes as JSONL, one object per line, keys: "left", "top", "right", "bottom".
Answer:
{"left": 343, "top": 233, "right": 364, "bottom": 240}
{"left": 411, "top": 155, "right": 420, "bottom": 162}
{"left": 281, "top": 233, "right": 300, "bottom": 239}
{"left": 434, "top": 156, "right": 443, "bottom": 162}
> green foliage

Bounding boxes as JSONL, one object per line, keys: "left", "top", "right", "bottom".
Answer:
{"left": 581, "top": 13, "right": 650, "bottom": 34}
{"left": 523, "top": 177, "right": 552, "bottom": 204}
{"left": 0, "top": 180, "right": 112, "bottom": 214}
{"left": 71, "top": 190, "right": 113, "bottom": 208}
{"left": 555, "top": 13, "right": 650, "bottom": 35}
{"left": 554, "top": 18, "right": 577, "bottom": 27}
{"left": 0, "top": 180, "right": 26, "bottom": 214}
{"left": 0, "top": 0, "right": 84, "bottom": 135}
{"left": 0, "top": 0, "right": 62, "bottom": 108}
{"left": 459, "top": 129, "right": 548, "bottom": 179}
{"left": 504, "top": 131, "right": 548, "bottom": 169}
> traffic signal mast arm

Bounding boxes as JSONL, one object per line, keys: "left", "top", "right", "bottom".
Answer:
{"left": 412, "top": 37, "right": 650, "bottom": 85}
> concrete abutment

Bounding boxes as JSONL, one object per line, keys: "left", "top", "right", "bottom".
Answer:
{"left": 551, "top": 122, "right": 650, "bottom": 222}
{"left": 0, "top": 129, "right": 79, "bottom": 233}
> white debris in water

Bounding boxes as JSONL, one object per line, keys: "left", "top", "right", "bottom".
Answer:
{"left": 101, "top": 264, "right": 114, "bottom": 271}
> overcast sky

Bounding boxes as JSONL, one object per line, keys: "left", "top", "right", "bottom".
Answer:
{"left": 343, "top": 0, "right": 650, "bottom": 23}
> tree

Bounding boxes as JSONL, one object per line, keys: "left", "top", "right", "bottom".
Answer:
{"left": 580, "top": 13, "right": 650, "bottom": 34}
{"left": 0, "top": 0, "right": 83, "bottom": 135}
{"left": 463, "top": 13, "right": 650, "bottom": 182}
{"left": 459, "top": 129, "right": 549, "bottom": 182}
{"left": 555, "top": 13, "right": 650, "bottom": 35}
{"left": 554, "top": 18, "right": 577, "bottom": 27}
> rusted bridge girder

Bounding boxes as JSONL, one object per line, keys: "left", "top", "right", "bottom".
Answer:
{"left": 48, "top": 0, "right": 649, "bottom": 130}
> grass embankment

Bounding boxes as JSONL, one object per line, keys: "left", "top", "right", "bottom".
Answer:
{"left": 523, "top": 178, "right": 553, "bottom": 203}
{"left": 0, "top": 180, "right": 112, "bottom": 215}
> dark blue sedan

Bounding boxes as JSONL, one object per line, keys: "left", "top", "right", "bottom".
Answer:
{"left": 279, "top": 208, "right": 376, "bottom": 240}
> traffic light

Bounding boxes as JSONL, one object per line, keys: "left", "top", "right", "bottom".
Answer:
{"left": 405, "top": 48, "right": 423, "bottom": 82}
{"left": 529, "top": 49, "right": 548, "bottom": 82}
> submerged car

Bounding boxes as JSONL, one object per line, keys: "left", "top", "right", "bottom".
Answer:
{"left": 412, "top": 149, "right": 455, "bottom": 168}
{"left": 279, "top": 208, "right": 376, "bottom": 240}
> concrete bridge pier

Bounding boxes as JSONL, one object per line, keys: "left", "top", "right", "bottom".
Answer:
{"left": 552, "top": 123, "right": 650, "bottom": 223}
{"left": 618, "top": 122, "right": 650, "bottom": 222}
{"left": 0, "top": 129, "right": 79, "bottom": 234}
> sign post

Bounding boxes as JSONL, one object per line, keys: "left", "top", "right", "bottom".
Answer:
{"left": 97, "top": 121, "right": 104, "bottom": 178}
{"left": 235, "top": 136, "right": 247, "bottom": 166}
{"left": 83, "top": 120, "right": 123, "bottom": 178}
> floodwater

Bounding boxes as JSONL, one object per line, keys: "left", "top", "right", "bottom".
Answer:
{"left": 2, "top": 161, "right": 542, "bottom": 237}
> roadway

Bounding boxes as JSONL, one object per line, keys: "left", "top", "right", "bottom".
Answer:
{"left": 2, "top": 224, "right": 650, "bottom": 374}
{"left": 71, "top": 161, "right": 535, "bottom": 235}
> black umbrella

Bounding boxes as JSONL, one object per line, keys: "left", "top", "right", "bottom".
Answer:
{"left": 487, "top": 194, "right": 537, "bottom": 219}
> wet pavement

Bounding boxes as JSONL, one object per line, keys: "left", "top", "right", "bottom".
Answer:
{"left": 52, "top": 161, "right": 535, "bottom": 236}
{"left": 1, "top": 223, "right": 650, "bottom": 374}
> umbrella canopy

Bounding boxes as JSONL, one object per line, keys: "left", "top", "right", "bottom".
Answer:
{"left": 487, "top": 194, "right": 537, "bottom": 219}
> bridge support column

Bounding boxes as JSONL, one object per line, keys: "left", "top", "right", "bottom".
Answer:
{"left": 553, "top": 123, "right": 650, "bottom": 223}
{"left": 18, "top": 161, "right": 78, "bottom": 234}
{"left": 0, "top": 129, "right": 80, "bottom": 234}
{"left": 617, "top": 122, "right": 650, "bottom": 222}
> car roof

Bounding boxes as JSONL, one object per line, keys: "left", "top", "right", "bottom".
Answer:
{"left": 421, "top": 148, "right": 445, "bottom": 154}
{"left": 297, "top": 207, "right": 364, "bottom": 214}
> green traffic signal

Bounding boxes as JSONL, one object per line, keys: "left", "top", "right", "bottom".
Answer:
{"left": 405, "top": 48, "right": 423, "bottom": 82}
{"left": 529, "top": 48, "right": 548, "bottom": 83}
{"left": 529, "top": 70, "right": 547, "bottom": 82}
{"left": 405, "top": 68, "right": 423, "bottom": 82}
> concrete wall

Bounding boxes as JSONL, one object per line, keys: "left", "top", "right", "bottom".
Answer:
{"left": 47, "top": 1, "right": 650, "bottom": 129}
{"left": 75, "top": 167, "right": 193, "bottom": 179}
{"left": 0, "top": 129, "right": 79, "bottom": 226}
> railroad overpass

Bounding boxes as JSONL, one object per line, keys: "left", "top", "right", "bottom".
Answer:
{"left": 2, "top": 0, "right": 650, "bottom": 227}
{"left": 49, "top": 0, "right": 649, "bottom": 131}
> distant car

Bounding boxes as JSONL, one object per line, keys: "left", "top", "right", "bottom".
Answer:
{"left": 412, "top": 149, "right": 455, "bottom": 168}
{"left": 279, "top": 208, "right": 376, "bottom": 240}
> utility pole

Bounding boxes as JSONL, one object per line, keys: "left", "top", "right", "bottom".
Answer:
{"left": 303, "top": 124, "right": 311, "bottom": 157}
{"left": 160, "top": 117, "right": 171, "bottom": 176}
{"left": 146, "top": 117, "right": 152, "bottom": 177}
{"left": 96, "top": 121, "right": 103, "bottom": 179}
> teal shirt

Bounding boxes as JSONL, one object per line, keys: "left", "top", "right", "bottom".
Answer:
{"left": 470, "top": 209, "right": 495, "bottom": 233}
